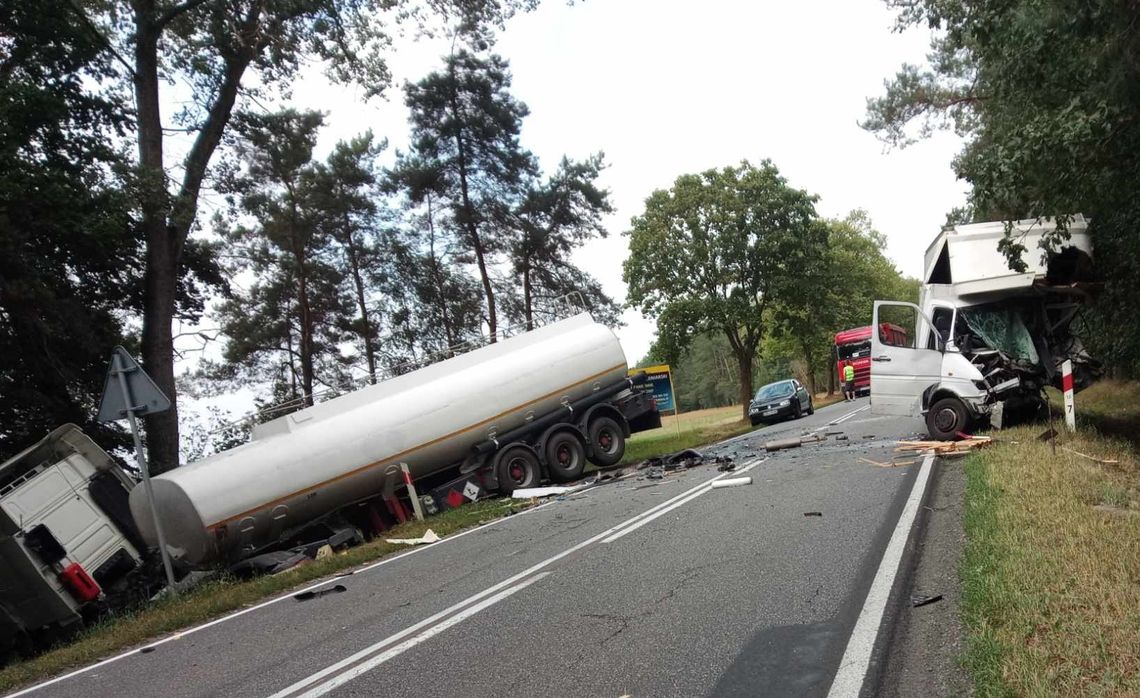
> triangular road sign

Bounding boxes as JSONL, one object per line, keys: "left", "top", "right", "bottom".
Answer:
{"left": 97, "top": 346, "right": 171, "bottom": 422}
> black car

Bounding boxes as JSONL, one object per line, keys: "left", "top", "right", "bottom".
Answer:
{"left": 748, "top": 379, "right": 813, "bottom": 426}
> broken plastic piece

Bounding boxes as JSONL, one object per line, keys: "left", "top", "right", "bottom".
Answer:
{"left": 803, "top": 511, "right": 823, "bottom": 517}
{"left": 710, "top": 477, "right": 752, "bottom": 489}
{"left": 295, "top": 584, "right": 347, "bottom": 601}
{"left": 910, "top": 593, "right": 943, "bottom": 608}
{"left": 385, "top": 529, "right": 440, "bottom": 546}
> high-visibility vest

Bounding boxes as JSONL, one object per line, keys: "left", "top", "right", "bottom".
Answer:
{"left": 843, "top": 364, "right": 855, "bottom": 381}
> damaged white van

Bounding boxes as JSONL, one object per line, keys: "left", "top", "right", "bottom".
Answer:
{"left": 870, "top": 215, "right": 1100, "bottom": 440}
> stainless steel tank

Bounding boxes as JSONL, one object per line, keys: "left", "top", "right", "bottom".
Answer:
{"left": 129, "top": 314, "right": 627, "bottom": 564}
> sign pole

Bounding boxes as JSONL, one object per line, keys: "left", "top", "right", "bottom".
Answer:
{"left": 1062, "top": 359, "right": 1076, "bottom": 432}
{"left": 112, "top": 353, "right": 178, "bottom": 595}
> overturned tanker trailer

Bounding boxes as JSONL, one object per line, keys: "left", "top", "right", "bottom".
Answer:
{"left": 870, "top": 215, "right": 1100, "bottom": 439}
{"left": 130, "top": 313, "right": 660, "bottom": 566}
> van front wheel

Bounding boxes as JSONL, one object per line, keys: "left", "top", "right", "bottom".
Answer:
{"left": 926, "top": 397, "right": 970, "bottom": 441}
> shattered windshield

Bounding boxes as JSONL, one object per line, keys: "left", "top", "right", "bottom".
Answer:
{"left": 958, "top": 304, "right": 1040, "bottom": 364}
{"left": 754, "top": 382, "right": 794, "bottom": 402}
{"left": 837, "top": 340, "right": 870, "bottom": 360}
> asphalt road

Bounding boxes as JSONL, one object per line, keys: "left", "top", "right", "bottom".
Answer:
{"left": 14, "top": 397, "right": 929, "bottom": 698}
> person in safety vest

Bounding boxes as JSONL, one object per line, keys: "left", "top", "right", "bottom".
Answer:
{"left": 843, "top": 362, "right": 856, "bottom": 401}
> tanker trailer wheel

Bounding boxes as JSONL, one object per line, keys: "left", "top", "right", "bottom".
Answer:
{"left": 926, "top": 397, "right": 971, "bottom": 441}
{"left": 545, "top": 431, "right": 587, "bottom": 483}
{"left": 495, "top": 445, "right": 541, "bottom": 494}
{"left": 587, "top": 416, "right": 625, "bottom": 467}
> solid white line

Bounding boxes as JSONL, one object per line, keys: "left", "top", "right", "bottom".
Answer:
{"left": 293, "top": 572, "right": 551, "bottom": 698}
{"left": 4, "top": 501, "right": 552, "bottom": 698}
{"left": 826, "top": 454, "right": 935, "bottom": 698}
{"left": 602, "top": 460, "right": 762, "bottom": 543}
{"left": 271, "top": 464, "right": 756, "bottom": 698}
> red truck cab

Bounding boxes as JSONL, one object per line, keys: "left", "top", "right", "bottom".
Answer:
{"left": 835, "top": 324, "right": 907, "bottom": 396}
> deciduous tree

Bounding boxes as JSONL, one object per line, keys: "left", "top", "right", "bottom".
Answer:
{"left": 624, "top": 161, "right": 827, "bottom": 421}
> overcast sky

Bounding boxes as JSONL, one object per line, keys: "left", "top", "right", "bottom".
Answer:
{"left": 180, "top": 0, "right": 968, "bottom": 394}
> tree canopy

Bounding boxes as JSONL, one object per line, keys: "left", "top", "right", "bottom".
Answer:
{"left": 863, "top": 0, "right": 1140, "bottom": 375}
{"left": 624, "top": 161, "right": 827, "bottom": 420}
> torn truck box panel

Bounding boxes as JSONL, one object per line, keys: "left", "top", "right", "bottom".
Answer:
{"left": 923, "top": 215, "right": 1093, "bottom": 292}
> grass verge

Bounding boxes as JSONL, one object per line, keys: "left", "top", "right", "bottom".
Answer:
{"left": 0, "top": 498, "right": 533, "bottom": 693}
{"left": 961, "top": 379, "right": 1140, "bottom": 696}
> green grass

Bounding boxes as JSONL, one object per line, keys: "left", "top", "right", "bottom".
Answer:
{"left": 0, "top": 498, "right": 534, "bottom": 693}
{"left": 960, "top": 380, "right": 1140, "bottom": 696}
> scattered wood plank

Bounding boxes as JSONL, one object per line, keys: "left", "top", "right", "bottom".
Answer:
{"left": 1061, "top": 446, "right": 1120, "bottom": 466}
{"left": 894, "top": 436, "right": 993, "bottom": 456}
{"left": 859, "top": 457, "right": 917, "bottom": 468}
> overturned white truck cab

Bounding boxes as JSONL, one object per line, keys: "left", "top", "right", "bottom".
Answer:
{"left": 871, "top": 216, "right": 1099, "bottom": 439}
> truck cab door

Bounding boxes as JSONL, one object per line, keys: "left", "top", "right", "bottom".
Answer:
{"left": 870, "top": 301, "right": 943, "bottom": 417}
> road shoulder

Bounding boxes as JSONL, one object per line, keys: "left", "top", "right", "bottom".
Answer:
{"left": 878, "top": 458, "right": 971, "bottom": 697}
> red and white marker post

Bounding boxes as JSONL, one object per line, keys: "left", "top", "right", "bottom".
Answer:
{"left": 400, "top": 462, "right": 425, "bottom": 521}
{"left": 1062, "top": 359, "right": 1076, "bottom": 431}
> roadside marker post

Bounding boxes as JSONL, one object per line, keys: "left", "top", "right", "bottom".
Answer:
{"left": 1062, "top": 359, "right": 1076, "bottom": 431}
{"left": 400, "top": 463, "right": 425, "bottom": 521}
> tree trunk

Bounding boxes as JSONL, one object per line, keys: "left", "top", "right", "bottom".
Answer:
{"left": 734, "top": 346, "right": 755, "bottom": 422}
{"left": 448, "top": 82, "right": 496, "bottom": 341}
{"left": 426, "top": 200, "right": 456, "bottom": 348}
{"left": 134, "top": 12, "right": 182, "bottom": 473}
{"left": 343, "top": 218, "right": 376, "bottom": 383}
{"left": 803, "top": 343, "right": 817, "bottom": 395}
{"left": 134, "top": 4, "right": 257, "bottom": 473}
{"left": 827, "top": 345, "right": 837, "bottom": 395}
{"left": 523, "top": 261, "right": 533, "bottom": 331}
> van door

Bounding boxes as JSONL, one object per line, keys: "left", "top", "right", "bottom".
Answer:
{"left": 870, "top": 301, "right": 944, "bottom": 416}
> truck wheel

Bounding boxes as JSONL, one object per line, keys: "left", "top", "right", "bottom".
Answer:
{"left": 495, "top": 446, "right": 541, "bottom": 494}
{"left": 545, "top": 431, "right": 587, "bottom": 482}
{"left": 587, "top": 416, "right": 625, "bottom": 467}
{"left": 926, "top": 397, "right": 970, "bottom": 441}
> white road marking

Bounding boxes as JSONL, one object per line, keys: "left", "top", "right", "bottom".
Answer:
{"left": 286, "top": 572, "right": 552, "bottom": 698}
{"left": 4, "top": 501, "right": 552, "bottom": 698}
{"left": 270, "top": 462, "right": 759, "bottom": 697}
{"left": 826, "top": 453, "right": 935, "bottom": 698}
{"left": 602, "top": 460, "right": 762, "bottom": 543}
{"left": 826, "top": 403, "right": 871, "bottom": 427}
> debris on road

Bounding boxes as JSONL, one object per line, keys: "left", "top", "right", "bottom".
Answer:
{"left": 803, "top": 511, "right": 823, "bottom": 517}
{"left": 385, "top": 529, "right": 440, "bottom": 546}
{"left": 512, "top": 485, "right": 573, "bottom": 499}
{"left": 765, "top": 437, "right": 804, "bottom": 452}
{"left": 910, "top": 593, "right": 943, "bottom": 608}
{"left": 859, "top": 457, "right": 918, "bottom": 468}
{"left": 294, "top": 584, "right": 348, "bottom": 602}
{"left": 835, "top": 435, "right": 849, "bottom": 441}
{"left": 895, "top": 435, "right": 992, "bottom": 456}
{"left": 710, "top": 476, "right": 752, "bottom": 489}
{"left": 717, "top": 461, "right": 736, "bottom": 472}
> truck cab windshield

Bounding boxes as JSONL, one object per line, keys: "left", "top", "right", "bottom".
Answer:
{"left": 837, "top": 341, "right": 870, "bottom": 361}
